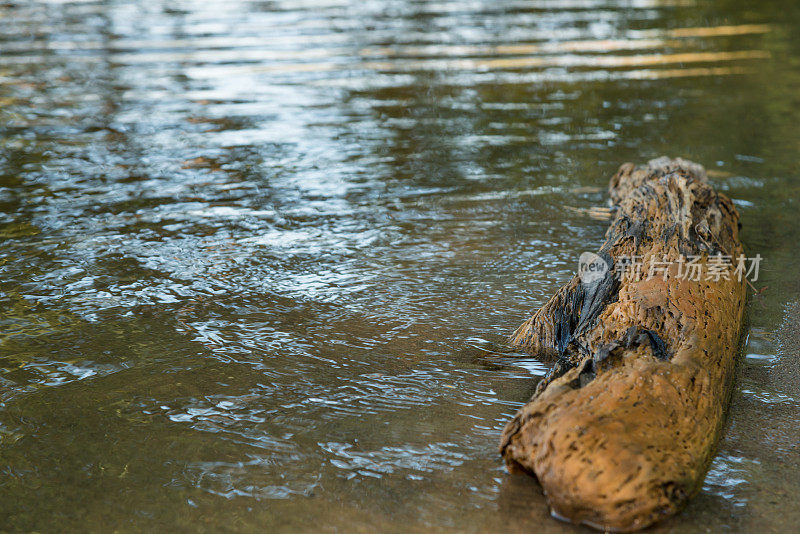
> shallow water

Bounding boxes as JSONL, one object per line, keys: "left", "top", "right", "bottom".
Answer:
{"left": 1, "top": 0, "right": 799, "bottom": 531}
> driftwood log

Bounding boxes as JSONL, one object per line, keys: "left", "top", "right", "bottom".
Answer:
{"left": 500, "top": 158, "right": 747, "bottom": 531}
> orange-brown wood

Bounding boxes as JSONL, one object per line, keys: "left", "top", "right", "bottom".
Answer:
{"left": 500, "top": 158, "right": 747, "bottom": 531}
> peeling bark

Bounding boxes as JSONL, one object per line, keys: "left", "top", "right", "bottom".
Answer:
{"left": 500, "top": 158, "right": 747, "bottom": 531}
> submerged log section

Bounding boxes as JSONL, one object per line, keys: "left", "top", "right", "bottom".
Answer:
{"left": 500, "top": 158, "right": 747, "bottom": 531}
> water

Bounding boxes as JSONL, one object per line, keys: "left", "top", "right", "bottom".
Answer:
{"left": 1, "top": 0, "right": 799, "bottom": 531}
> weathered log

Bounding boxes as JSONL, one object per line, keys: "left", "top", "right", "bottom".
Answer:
{"left": 500, "top": 158, "right": 747, "bottom": 531}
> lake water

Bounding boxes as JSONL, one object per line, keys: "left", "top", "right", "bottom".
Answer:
{"left": 1, "top": 0, "right": 799, "bottom": 531}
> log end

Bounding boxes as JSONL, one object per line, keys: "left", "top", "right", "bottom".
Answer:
{"left": 500, "top": 360, "right": 713, "bottom": 531}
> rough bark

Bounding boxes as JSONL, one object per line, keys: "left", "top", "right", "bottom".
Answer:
{"left": 500, "top": 157, "right": 747, "bottom": 531}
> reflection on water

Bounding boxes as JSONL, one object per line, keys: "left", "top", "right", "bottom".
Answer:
{"left": 1, "top": 0, "right": 799, "bottom": 531}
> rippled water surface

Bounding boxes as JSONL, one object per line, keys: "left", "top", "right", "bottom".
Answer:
{"left": 1, "top": 0, "right": 799, "bottom": 531}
